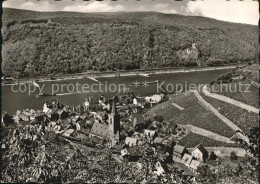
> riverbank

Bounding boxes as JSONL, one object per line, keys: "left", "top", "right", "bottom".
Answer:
{"left": 2, "top": 64, "right": 245, "bottom": 86}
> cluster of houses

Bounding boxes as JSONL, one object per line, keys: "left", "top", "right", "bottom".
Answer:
{"left": 2, "top": 91, "right": 218, "bottom": 180}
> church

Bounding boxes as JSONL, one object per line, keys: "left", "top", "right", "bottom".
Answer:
{"left": 89, "top": 96, "right": 120, "bottom": 147}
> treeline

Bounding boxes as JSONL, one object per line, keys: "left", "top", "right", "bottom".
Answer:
{"left": 2, "top": 9, "right": 258, "bottom": 78}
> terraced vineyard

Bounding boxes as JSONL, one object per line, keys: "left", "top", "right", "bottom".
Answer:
{"left": 144, "top": 92, "right": 235, "bottom": 137}
{"left": 178, "top": 132, "right": 236, "bottom": 148}
{"left": 209, "top": 83, "right": 258, "bottom": 108}
{"left": 202, "top": 94, "right": 258, "bottom": 135}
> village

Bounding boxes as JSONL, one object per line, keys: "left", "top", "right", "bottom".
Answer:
{"left": 1, "top": 88, "right": 228, "bottom": 182}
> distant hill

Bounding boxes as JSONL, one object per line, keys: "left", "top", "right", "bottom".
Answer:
{"left": 2, "top": 8, "right": 258, "bottom": 78}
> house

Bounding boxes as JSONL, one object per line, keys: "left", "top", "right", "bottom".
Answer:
{"left": 191, "top": 144, "right": 208, "bottom": 162}
{"left": 95, "top": 111, "right": 107, "bottom": 122}
{"left": 189, "top": 160, "right": 202, "bottom": 173}
{"left": 154, "top": 160, "right": 167, "bottom": 175}
{"left": 120, "top": 146, "right": 142, "bottom": 162}
{"left": 121, "top": 148, "right": 129, "bottom": 157}
{"left": 63, "top": 129, "right": 75, "bottom": 137}
{"left": 172, "top": 144, "right": 188, "bottom": 162}
{"left": 133, "top": 98, "right": 138, "bottom": 105}
{"left": 57, "top": 110, "right": 69, "bottom": 120}
{"left": 130, "top": 112, "right": 145, "bottom": 130}
{"left": 144, "top": 129, "right": 158, "bottom": 140}
{"left": 72, "top": 115, "right": 81, "bottom": 124}
{"left": 13, "top": 110, "right": 22, "bottom": 123}
{"left": 84, "top": 98, "right": 90, "bottom": 111}
{"left": 63, "top": 105, "right": 71, "bottom": 112}
{"left": 145, "top": 94, "right": 162, "bottom": 104}
{"left": 161, "top": 138, "right": 175, "bottom": 149}
{"left": 43, "top": 102, "right": 51, "bottom": 113}
{"left": 35, "top": 110, "right": 45, "bottom": 122}
{"left": 45, "top": 99, "right": 63, "bottom": 111}
{"left": 175, "top": 162, "right": 195, "bottom": 177}
{"left": 46, "top": 109, "right": 58, "bottom": 121}
{"left": 19, "top": 113, "right": 30, "bottom": 122}
{"left": 154, "top": 137, "right": 164, "bottom": 144}
{"left": 125, "top": 137, "right": 138, "bottom": 147}
{"left": 181, "top": 153, "right": 193, "bottom": 166}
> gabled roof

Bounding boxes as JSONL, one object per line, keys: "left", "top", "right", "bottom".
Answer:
{"left": 173, "top": 144, "right": 186, "bottom": 154}
{"left": 90, "top": 121, "right": 109, "bottom": 139}
{"left": 154, "top": 137, "right": 164, "bottom": 144}
{"left": 175, "top": 162, "right": 195, "bottom": 177}
{"left": 90, "top": 136, "right": 105, "bottom": 145}
{"left": 189, "top": 160, "right": 201, "bottom": 171}
{"left": 125, "top": 137, "right": 138, "bottom": 145}
{"left": 131, "top": 113, "right": 145, "bottom": 124}
{"left": 181, "top": 153, "right": 193, "bottom": 165}
{"left": 192, "top": 144, "right": 208, "bottom": 154}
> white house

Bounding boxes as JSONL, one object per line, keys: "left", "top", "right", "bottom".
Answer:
{"left": 145, "top": 94, "right": 162, "bottom": 104}
{"left": 191, "top": 144, "right": 208, "bottom": 162}
{"left": 125, "top": 137, "right": 138, "bottom": 147}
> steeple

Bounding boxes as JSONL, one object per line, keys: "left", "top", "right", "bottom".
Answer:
{"left": 111, "top": 96, "right": 117, "bottom": 114}
{"left": 108, "top": 96, "right": 120, "bottom": 142}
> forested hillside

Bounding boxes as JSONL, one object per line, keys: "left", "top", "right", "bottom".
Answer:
{"left": 2, "top": 8, "right": 258, "bottom": 78}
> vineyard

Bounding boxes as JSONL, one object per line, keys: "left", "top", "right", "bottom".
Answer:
{"left": 209, "top": 64, "right": 259, "bottom": 108}
{"left": 144, "top": 92, "right": 235, "bottom": 138}
{"left": 178, "top": 132, "right": 236, "bottom": 148}
{"left": 202, "top": 94, "right": 258, "bottom": 135}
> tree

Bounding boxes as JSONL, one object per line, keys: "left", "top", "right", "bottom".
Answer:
{"left": 230, "top": 151, "right": 238, "bottom": 161}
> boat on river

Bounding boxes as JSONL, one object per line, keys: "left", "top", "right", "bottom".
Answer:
{"left": 36, "top": 92, "right": 56, "bottom": 97}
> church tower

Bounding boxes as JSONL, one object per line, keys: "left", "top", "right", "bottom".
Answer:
{"left": 108, "top": 96, "right": 120, "bottom": 139}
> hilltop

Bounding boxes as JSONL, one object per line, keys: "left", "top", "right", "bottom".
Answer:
{"left": 2, "top": 8, "right": 258, "bottom": 78}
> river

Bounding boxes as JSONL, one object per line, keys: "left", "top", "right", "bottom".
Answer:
{"left": 2, "top": 69, "right": 231, "bottom": 114}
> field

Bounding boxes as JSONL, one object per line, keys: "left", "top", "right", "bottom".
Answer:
{"left": 144, "top": 92, "right": 235, "bottom": 137}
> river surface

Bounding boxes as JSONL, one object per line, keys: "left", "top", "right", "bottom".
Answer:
{"left": 2, "top": 69, "right": 231, "bottom": 114}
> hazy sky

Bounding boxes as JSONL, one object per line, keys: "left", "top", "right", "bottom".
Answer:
{"left": 3, "top": 0, "right": 258, "bottom": 25}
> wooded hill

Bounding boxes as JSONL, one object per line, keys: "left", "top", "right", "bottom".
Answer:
{"left": 2, "top": 8, "right": 258, "bottom": 78}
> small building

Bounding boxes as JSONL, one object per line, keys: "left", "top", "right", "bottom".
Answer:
{"left": 35, "top": 110, "right": 45, "bottom": 122}
{"left": 130, "top": 112, "right": 145, "bottom": 131}
{"left": 58, "top": 110, "right": 69, "bottom": 120}
{"left": 120, "top": 146, "right": 142, "bottom": 162}
{"left": 46, "top": 109, "right": 59, "bottom": 121}
{"left": 63, "top": 129, "right": 75, "bottom": 137}
{"left": 145, "top": 94, "right": 162, "bottom": 104}
{"left": 172, "top": 144, "right": 188, "bottom": 162}
{"left": 125, "top": 137, "right": 138, "bottom": 147}
{"left": 154, "top": 137, "right": 164, "bottom": 144}
{"left": 175, "top": 162, "right": 195, "bottom": 178}
{"left": 144, "top": 129, "right": 158, "bottom": 140}
{"left": 72, "top": 115, "right": 81, "bottom": 124}
{"left": 189, "top": 160, "right": 202, "bottom": 173}
{"left": 181, "top": 153, "right": 193, "bottom": 166}
{"left": 191, "top": 144, "right": 208, "bottom": 162}
{"left": 154, "top": 160, "right": 167, "bottom": 176}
